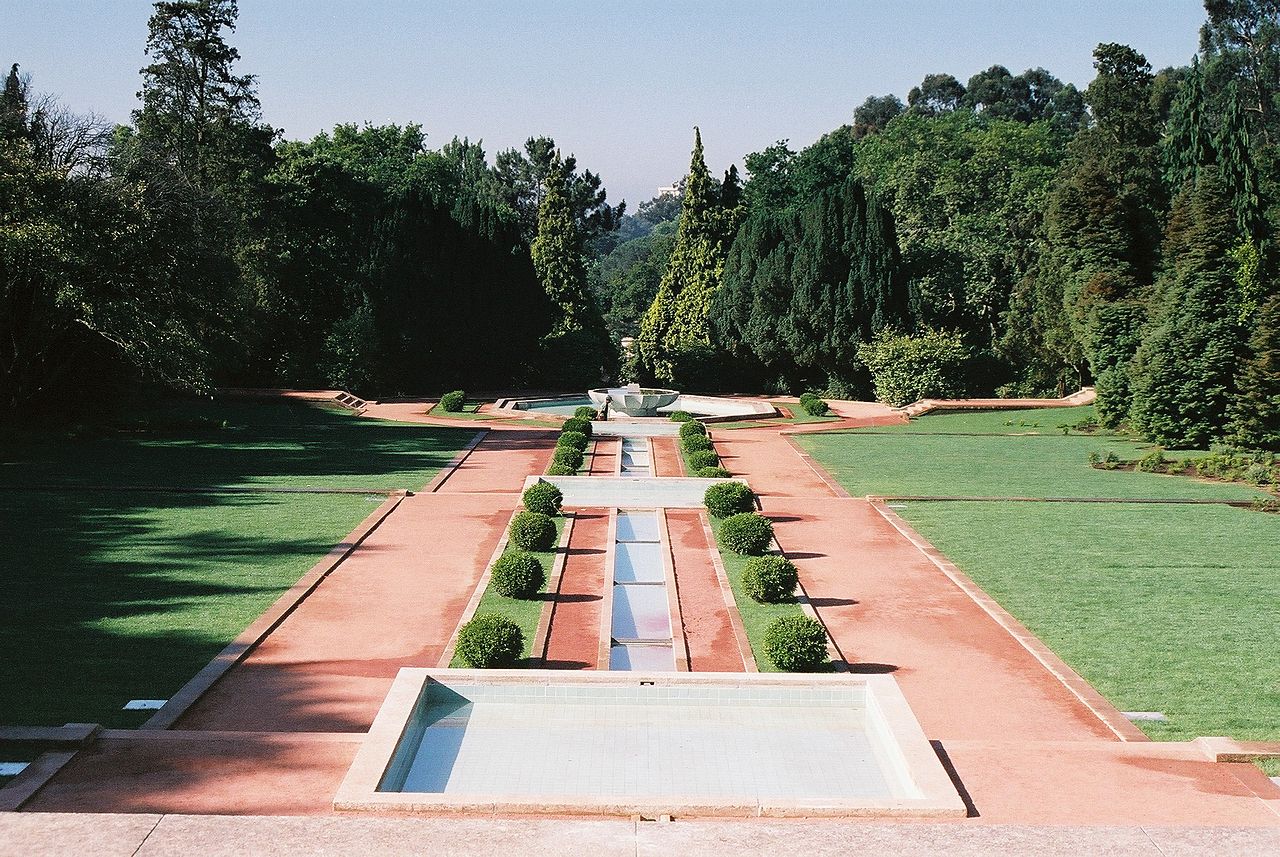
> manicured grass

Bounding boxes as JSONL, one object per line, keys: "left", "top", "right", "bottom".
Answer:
{"left": 861, "top": 405, "right": 1100, "bottom": 435}
{"left": 897, "top": 501, "right": 1280, "bottom": 743}
{"left": 710, "top": 517, "right": 816, "bottom": 673}
{"left": 451, "top": 516, "right": 566, "bottom": 667}
{"left": 797, "top": 407, "right": 1266, "bottom": 501}
{"left": 0, "top": 397, "right": 474, "bottom": 492}
{"left": 711, "top": 408, "right": 841, "bottom": 431}
{"left": 0, "top": 397, "right": 473, "bottom": 727}
{"left": 0, "top": 489, "right": 380, "bottom": 727}
{"left": 1259, "top": 758, "right": 1280, "bottom": 777}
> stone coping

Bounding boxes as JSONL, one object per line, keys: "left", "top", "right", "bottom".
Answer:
{"left": 333, "top": 669, "right": 966, "bottom": 819}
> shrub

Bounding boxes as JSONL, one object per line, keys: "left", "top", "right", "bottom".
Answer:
{"left": 695, "top": 465, "right": 732, "bottom": 478}
{"left": 557, "top": 430, "right": 589, "bottom": 451}
{"left": 508, "top": 511, "right": 557, "bottom": 551}
{"left": 456, "top": 613, "right": 523, "bottom": 668}
{"left": 439, "top": 390, "right": 466, "bottom": 412}
{"left": 704, "top": 481, "right": 755, "bottom": 518}
{"left": 546, "top": 463, "right": 576, "bottom": 476}
{"left": 562, "top": 417, "right": 592, "bottom": 437}
{"left": 717, "top": 512, "right": 773, "bottom": 555}
{"left": 678, "top": 419, "right": 707, "bottom": 439}
{"left": 742, "top": 555, "right": 798, "bottom": 603}
{"left": 573, "top": 405, "right": 598, "bottom": 420}
{"left": 763, "top": 615, "right": 828, "bottom": 672}
{"left": 801, "top": 397, "right": 830, "bottom": 416}
{"left": 681, "top": 433, "right": 714, "bottom": 454}
{"left": 799, "top": 392, "right": 820, "bottom": 407}
{"left": 522, "top": 481, "right": 563, "bottom": 516}
{"left": 857, "top": 327, "right": 969, "bottom": 407}
{"left": 669, "top": 411, "right": 694, "bottom": 422}
{"left": 1089, "top": 450, "right": 1121, "bottom": 470}
{"left": 552, "top": 445, "right": 584, "bottom": 472}
{"left": 490, "top": 550, "right": 546, "bottom": 599}
{"left": 687, "top": 449, "right": 721, "bottom": 470}
{"left": 1137, "top": 448, "right": 1168, "bottom": 473}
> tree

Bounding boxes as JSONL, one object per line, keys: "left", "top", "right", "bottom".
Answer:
{"left": 852, "top": 95, "right": 904, "bottom": 139}
{"left": 492, "top": 136, "right": 623, "bottom": 244}
{"left": 1085, "top": 43, "right": 1160, "bottom": 148}
{"left": 531, "top": 151, "right": 594, "bottom": 334}
{"left": 908, "top": 73, "right": 966, "bottom": 116}
{"left": 1129, "top": 171, "right": 1245, "bottom": 446}
{"left": 1216, "top": 80, "right": 1267, "bottom": 242}
{"left": 1163, "top": 56, "right": 1214, "bottom": 190}
{"left": 638, "top": 128, "right": 738, "bottom": 382}
{"left": 134, "top": 0, "right": 270, "bottom": 192}
{"left": 1229, "top": 290, "right": 1280, "bottom": 448}
{"left": 1201, "top": 0, "right": 1280, "bottom": 142}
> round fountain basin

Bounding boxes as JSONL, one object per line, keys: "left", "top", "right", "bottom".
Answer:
{"left": 589, "top": 387, "right": 680, "bottom": 417}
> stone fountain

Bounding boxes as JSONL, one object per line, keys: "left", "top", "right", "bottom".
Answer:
{"left": 588, "top": 383, "right": 680, "bottom": 418}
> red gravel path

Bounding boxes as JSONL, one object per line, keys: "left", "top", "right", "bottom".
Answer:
{"left": 665, "top": 510, "right": 745, "bottom": 672}
{"left": 542, "top": 509, "right": 609, "bottom": 670}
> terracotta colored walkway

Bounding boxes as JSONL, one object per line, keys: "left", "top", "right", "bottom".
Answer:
{"left": 543, "top": 509, "right": 609, "bottom": 670}
{"left": 665, "top": 510, "right": 746, "bottom": 672}
{"left": 175, "top": 492, "right": 517, "bottom": 734}
{"left": 649, "top": 437, "right": 684, "bottom": 477}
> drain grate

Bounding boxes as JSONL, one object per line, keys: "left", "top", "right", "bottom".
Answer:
{"left": 1121, "top": 711, "right": 1167, "bottom": 722}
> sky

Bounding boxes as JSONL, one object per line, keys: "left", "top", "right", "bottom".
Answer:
{"left": 3, "top": 0, "right": 1208, "bottom": 206}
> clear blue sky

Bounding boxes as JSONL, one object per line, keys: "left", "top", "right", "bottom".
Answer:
{"left": 3, "top": 1, "right": 1206, "bottom": 205}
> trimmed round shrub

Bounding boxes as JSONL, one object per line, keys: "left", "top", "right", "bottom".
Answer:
{"left": 742, "top": 555, "right": 798, "bottom": 603}
{"left": 763, "top": 615, "right": 828, "bottom": 672}
{"left": 704, "top": 481, "right": 755, "bottom": 518}
{"left": 552, "top": 445, "right": 584, "bottom": 472}
{"left": 522, "top": 481, "right": 563, "bottom": 516}
{"left": 490, "top": 550, "right": 546, "bottom": 599}
{"left": 439, "top": 390, "right": 466, "bottom": 412}
{"left": 456, "top": 613, "right": 523, "bottom": 668}
{"left": 801, "top": 397, "right": 830, "bottom": 416}
{"left": 546, "top": 463, "right": 576, "bottom": 476}
{"left": 681, "top": 433, "right": 714, "bottom": 454}
{"left": 798, "top": 392, "right": 820, "bottom": 407}
{"left": 557, "top": 430, "right": 589, "bottom": 451}
{"left": 678, "top": 419, "right": 707, "bottom": 439}
{"left": 573, "top": 405, "right": 598, "bottom": 421}
{"left": 717, "top": 512, "right": 773, "bottom": 555}
{"left": 694, "top": 465, "right": 732, "bottom": 479}
{"left": 687, "top": 449, "right": 720, "bottom": 470}
{"left": 508, "top": 511, "right": 557, "bottom": 551}
{"left": 561, "top": 417, "right": 592, "bottom": 437}
{"left": 669, "top": 411, "right": 694, "bottom": 422}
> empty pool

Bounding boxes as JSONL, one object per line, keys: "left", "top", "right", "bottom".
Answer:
{"left": 609, "top": 510, "right": 674, "bottom": 671}
{"left": 336, "top": 670, "right": 968, "bottom": 817}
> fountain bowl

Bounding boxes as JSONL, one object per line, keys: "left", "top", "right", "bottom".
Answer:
{"left": 588, "top": 386, "right": 680, "bottom": 417}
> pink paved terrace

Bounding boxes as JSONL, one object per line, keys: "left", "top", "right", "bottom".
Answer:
{"left": 3, "top": 390, "right": 1279, "bottom": 853}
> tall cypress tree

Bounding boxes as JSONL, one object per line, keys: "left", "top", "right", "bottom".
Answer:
{"left": 1216, "top": 80, "right": 1266, "bottom": 244}
{"left": 530, "top": 150, "right": 591, "bottom": 334}
{"left": 638, "top": 127, "right": 731, "bottom": 382}
{"left": 1129, "top": 170, "right": 1244, "bottom": 447}
{"left": 1163, "top": 56, "right": 1214, "bottom": 191}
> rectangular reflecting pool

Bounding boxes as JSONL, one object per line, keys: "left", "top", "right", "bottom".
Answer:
{"left": 336, "top": 670, "right": 967, "bottom": 817}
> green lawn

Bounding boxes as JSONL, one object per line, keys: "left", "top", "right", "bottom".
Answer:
{"left": 710, "top": 517, "right": 818, "bottom": 673}
{"left": 0, "top": 397, "right": 474, "bottom": 492}
{"left": 713, "top": 409, "right": 841, "bottom": 430}
{"left": 0, "top": 397, "right": 471, "bottom": 727}
{"left": 427, "top": 400, "right": 492, "bottom": 420}
{"left": 897, "top": 501, "right": 1280, "bottom": 742}
{"left": 796, "top": 407, "right": 1265, "bottom": 501}
{"left": 451, "top": 516, "right": 566, "bottom": 667}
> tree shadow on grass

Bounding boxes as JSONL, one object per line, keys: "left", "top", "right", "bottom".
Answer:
{"left": 0, "top": 486, "right": 383, "bottom": 729}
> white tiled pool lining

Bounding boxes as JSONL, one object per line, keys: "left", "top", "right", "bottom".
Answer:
{"left": 609, "top": 510, "right": 675, "bottom": 671}
{"left": 335, "top": 669, "right": 967, "bottom": 818}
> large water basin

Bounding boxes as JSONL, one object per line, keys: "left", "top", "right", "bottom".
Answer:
{"left": 336, "top": 670, "right": 967, "bottom": 817}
